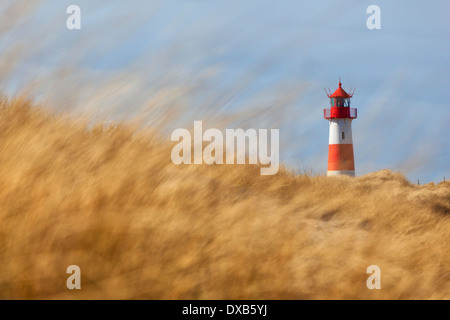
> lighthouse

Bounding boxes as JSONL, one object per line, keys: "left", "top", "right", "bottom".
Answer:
{"left": 324, "top": 81, "right": 357, "bottom": 176}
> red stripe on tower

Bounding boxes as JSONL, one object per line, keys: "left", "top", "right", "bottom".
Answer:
{"left": 324, "top": 81, "right": 357, "bottom": 176}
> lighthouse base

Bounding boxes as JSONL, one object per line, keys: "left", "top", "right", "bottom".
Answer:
{"left": 327, "top": 170, "right": 355, "bottom": 177}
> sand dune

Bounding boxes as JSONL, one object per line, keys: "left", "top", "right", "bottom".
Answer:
{"left": 0, "top": 96, "right": 448, "bottom": 299}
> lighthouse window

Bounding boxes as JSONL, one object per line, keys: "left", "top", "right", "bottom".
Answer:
{"left": 342, "top": 131, "right": 345, "bottom": 140}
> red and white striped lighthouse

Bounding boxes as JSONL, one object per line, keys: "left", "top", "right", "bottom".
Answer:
{"left": 324, "top": 81, "right": 357, "bottom": 176}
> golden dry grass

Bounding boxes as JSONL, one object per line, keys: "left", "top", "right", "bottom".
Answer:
{"left": 0, "top": 95, "right": 448, "bottom": 299}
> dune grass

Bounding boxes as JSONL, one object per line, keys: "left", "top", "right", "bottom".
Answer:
{"left": 0, "top": 95, "right": 448, "bottom": 299}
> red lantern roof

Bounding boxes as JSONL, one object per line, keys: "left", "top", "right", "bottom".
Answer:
{"left": 327, "top": 81, "right": 353, "bottom": 98}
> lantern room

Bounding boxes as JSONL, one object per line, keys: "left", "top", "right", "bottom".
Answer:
{"left": 324, "top": 81, "right": 357, "bottom": 119}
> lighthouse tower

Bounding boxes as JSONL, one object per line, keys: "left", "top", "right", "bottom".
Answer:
{"left": 324, "top": 81, "right": 357, "bottom": 176}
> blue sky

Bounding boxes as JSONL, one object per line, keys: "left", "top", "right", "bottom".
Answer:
{"left": 1, "top": 0, "right": 449, "bottom": 182}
